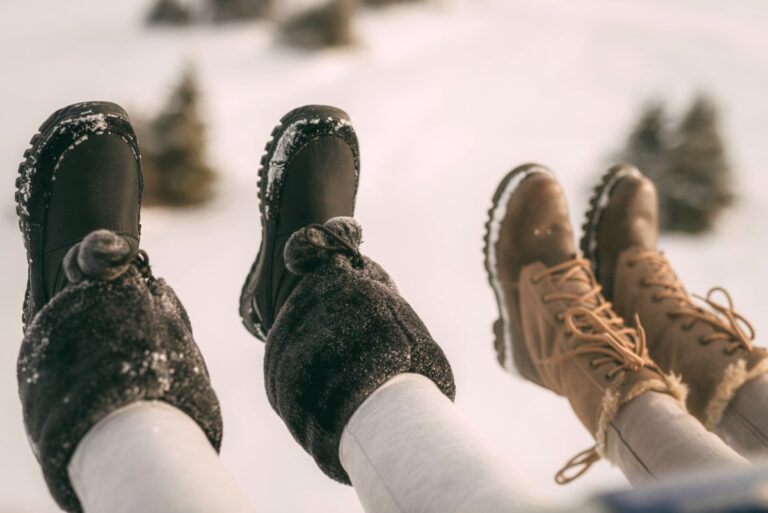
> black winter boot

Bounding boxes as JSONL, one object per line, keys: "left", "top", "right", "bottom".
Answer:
{"left": 15, "top": 102, "right": 142, "bottom": 330}
{"left": 15, "top": 103, "right": 222, "bottom": 513}
{"left": 240, "top": 106, "right": 456, "bottom": 483}
{"left": 239, "top": 105, "right": 360, "bottom": 340}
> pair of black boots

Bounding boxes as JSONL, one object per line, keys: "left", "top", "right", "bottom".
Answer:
{"left": 16, "top": 102, "right": 455, "bottom": 512}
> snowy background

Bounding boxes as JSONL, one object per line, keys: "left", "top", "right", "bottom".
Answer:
{"left": 2, "top": 0, "right": 768, "bottom": 511}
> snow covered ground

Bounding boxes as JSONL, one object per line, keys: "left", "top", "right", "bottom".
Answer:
{"left": 2, "top": 0, "right": 768, "bottom": 511}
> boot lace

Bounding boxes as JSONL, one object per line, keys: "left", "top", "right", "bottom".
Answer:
{"left": 532, "top": 258, "right": 653, "bottom": 484}
{"left": 629, "top": 251, "right": 755, "bottom": 354}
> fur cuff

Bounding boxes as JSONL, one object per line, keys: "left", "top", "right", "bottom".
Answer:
{"left": 266, "top": 218, "right": 455, "bottom": 485}
{"left": 704, "top": 358, "right": 768, "bottom": 430}
{"left": 595, "top": 372, "right": 688, "bottom": 458}
{"left": 18, "top": 230, "right": 222, "bottom": 513}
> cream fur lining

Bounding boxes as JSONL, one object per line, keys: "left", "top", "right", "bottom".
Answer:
{"left": 704, "top": 358, "right": 768, "bottom": 430}
{"left": 594, "top": 373, "right": 688, "bottom": 458}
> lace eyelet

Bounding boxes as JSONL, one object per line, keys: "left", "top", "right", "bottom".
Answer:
{"left": 698, "top": 337, "right": 710, "bottom": 346}
{"left": 652, "top": 294, "right": 663, "bottom": 303}
{"left": 556, "top": 312, "right": 565, "bottom": 322}
{"left": 723, "top": 348, "right": 736, "bottom": 356}
{"left": 604, "top": 373, "right": 613, "bottom": 381}
{"left": 589, "top": 360, "right": 598, "bottom": 368}
{"left": 681, "top": 322, "right": 693, "bottom": 331}
{"left": 565, "top": 330, "right": 573, "bottom": 338}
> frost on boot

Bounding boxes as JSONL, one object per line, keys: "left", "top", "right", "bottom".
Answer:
{"left": 18, "top": 230, "right": 222, "bottom": 513}
{"left": 265, "top": 217, "right": 456, "bottom": 484}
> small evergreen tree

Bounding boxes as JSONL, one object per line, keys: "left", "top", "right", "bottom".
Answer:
{"left": 146, "top": 0, "right": 194, "bottom": 26}
{"left": 613, "top": 97, "right": 735, "bottom": 234}
{"left": 616, "top": 101, "right": 668, "bottom": 186}
{"left": 141, "top": 68, "right": 217, "bottom": 206}
{"left": 364, "top": 0, "right": 423, "bottom": 6}
{"left": 664, "top": 95, "right": 734, "bottom": 233}
{"left": 279, "top": 0, "right": 357, "bottom": 49}
{"left": 208, "top": 0, "right": 271, "bottom": 21}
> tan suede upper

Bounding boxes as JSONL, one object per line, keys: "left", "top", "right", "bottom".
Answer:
{"left": 487, "top": 166, "right": 686, "bottom": 483}
{"left": 518, "top": 260, "right": 675, "bottom": 435}
{"left": 612, "top": 247, "right": 768, "bottom": 427}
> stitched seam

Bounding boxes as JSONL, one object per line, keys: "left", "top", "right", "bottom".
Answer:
{"left": 608, "top": 421, "right": 657, "bottom": 481}
{"left": 729, "top": 404, "right": 768, "bottom": 448}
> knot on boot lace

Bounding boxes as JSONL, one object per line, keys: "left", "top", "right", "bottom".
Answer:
{"left": 63, "top": 229, "right": 137, "bottom": 283}
{"left": 285, "top": 216, "right": 364, "bottom": 275}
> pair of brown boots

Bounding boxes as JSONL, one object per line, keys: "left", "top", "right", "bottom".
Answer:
{"left": 483, "top": 163, "right": 768, "bottom": 483}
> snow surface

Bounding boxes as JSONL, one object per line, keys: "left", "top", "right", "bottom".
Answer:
{"left": 2, "top": 0, "right": 768, "bottom": 511}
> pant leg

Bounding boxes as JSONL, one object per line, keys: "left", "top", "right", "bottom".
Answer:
{"left": 716, "top": 375, "right": 768, "bottom": 458}
{"left": 605, "top": 391, "right": 748, "bottom": 485}
{"left": 68, "top": 401, "right": 255, "bottom": 513}
{"left": 339, "top": 373, "right": 547, "bottom": 513}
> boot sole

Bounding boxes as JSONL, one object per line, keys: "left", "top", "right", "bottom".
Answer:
{"left": 483, "top": 163, "right": 552, "bottom": 376}
{"left": 579, "top": 164, "right": 642, "bottom": 279}
{"left": 15, "top": 101, "right": 138, "bottom": 327}
{"left": 238, "top": 105, "right": 354, "bottom": 341}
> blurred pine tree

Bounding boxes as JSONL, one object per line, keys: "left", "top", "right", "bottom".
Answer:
{"left": 664, "top": 95, "right": 734, "bottom": 233}
{"left": 146, "top": 0, "right": 193, "bottom": 25}
{"left": 279, "top": 0, "right": 357, "bottom": 49}
{"left": 208, "top": 0, "right": 272, "bottom": 22}
{"left": 615, "top": 96, "right": 734, "bottom": 234}
{"left": 141, "top": 67, "right": 217, "bottom": 207}
{"left": 618, "top": 101, "right": 668, "bottom": 186}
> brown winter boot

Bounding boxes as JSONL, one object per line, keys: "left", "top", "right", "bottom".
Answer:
{"left": 483, "top": 164, "right": 686, "bottom": 483}
{"left": 581, "top": 163, "right": 768, "bottom": 430}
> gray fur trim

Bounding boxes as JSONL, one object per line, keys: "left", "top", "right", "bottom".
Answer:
{"left": 265, "top": 216, "right": 455, "bottom": 484}
{"left": 19, "top": 231, "right": 222, "bottom": 513}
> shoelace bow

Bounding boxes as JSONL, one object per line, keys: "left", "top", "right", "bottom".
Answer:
{"left": 532, "top": 258, "right": 652, "bottom": 484}
{"left": 629, "top": 251, "right": 755, "bottom": 354}
{"left": 304, "top": 224, "right": 364, "bottom": 268}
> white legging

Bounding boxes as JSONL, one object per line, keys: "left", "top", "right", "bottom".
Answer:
{"left": 69, "top": 374, "right": 768, "bottom": 513}
{"left": 68, "top": 401, "right": 255, "bottom": 513}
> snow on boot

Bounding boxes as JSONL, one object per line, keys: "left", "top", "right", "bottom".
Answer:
{"left": 15, "top": 103, "right": 222, "bottom": 513}
{"left": 484, "top": 164, "right": 685, "bottom": 483}
{"left": 239, "top": 105, "right": 360, "bottom": 340}
{"left": 240, "top": 106, "right": 455, "bottom": 483}
{"left": 15, "top": 101, "right": 142, "bottom": 331}
{"left": 581, "top": 164, "right": 768, "bottom": 429}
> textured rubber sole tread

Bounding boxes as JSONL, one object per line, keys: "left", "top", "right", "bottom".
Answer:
{"left": 238, "top": 105, "right": 353, "bottom": 341}
{"left": 579, "top": 165, "right": 642, "bottom": 280}
{"left": 482, "top": 163, "right": 552, "bottom": 373}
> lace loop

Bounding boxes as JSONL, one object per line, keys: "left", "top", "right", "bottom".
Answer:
{"left": 555, "top": 446, "right": 601, "bottom": 485}
{"left": 304, "top": 223, "right": 364, "bottom": 268}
